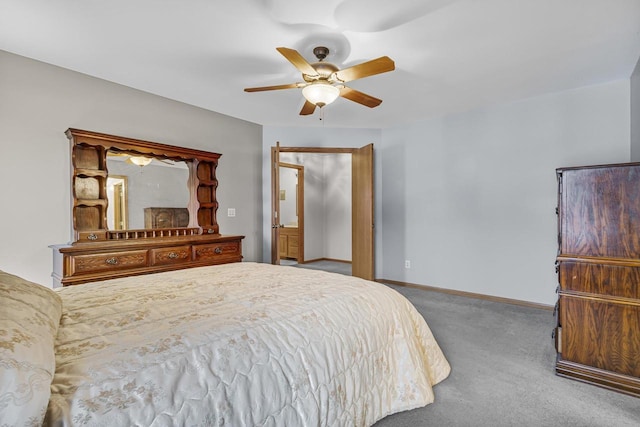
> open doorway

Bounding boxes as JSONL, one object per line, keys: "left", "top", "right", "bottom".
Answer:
{"left": 271, "top": 144, "right": 374, "bottom": 280}
{"left": 106, "top": 175, "right": 128, "bottom": 230}
{"left": 278, "top": 162, "right": 304, "bottom": 263}
{"left": 279, "top": 153, "right": 351, "bottom": 275}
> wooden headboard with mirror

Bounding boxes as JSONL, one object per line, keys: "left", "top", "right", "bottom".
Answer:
{"left": 51, "top": 129, "right": 244, "bottom": 287}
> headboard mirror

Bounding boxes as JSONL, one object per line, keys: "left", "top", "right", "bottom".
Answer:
{"left": 67, "top": 128, "right": 221, "bottom": 243}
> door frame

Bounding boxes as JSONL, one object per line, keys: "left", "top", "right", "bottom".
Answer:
{"left": 270, "top": 143, "right": 281, "bottom": 264}
{"left": 270, "top": 145, "right": 374, "bottom": 280}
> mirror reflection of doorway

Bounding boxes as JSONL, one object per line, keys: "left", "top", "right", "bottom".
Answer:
{"left": 278, "top": 163, "right": 304, "bottom": 262}
{"left": 107, "top": 175, "right": 128, "bottom": 230}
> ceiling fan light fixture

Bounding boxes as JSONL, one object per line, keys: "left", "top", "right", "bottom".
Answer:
{"left": 302, "top": 82, "right": 340, "bottom": 107}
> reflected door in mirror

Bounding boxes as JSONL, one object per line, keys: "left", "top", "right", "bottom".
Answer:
{"left": 107, "top": 175, "right": 128, "bottom": 230}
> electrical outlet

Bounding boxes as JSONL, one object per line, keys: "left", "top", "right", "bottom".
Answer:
{"left": 405, "top": 260, "right": 411, "bottom": 269}
{"left": 227, "top": 208, "right": 236, "bottom": 217}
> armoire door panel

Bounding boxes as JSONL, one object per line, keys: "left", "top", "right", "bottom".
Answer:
{"left": 560, "top": 165, "right": 640, "bottom": 258}
{"left": 561, "top": 296, "right": 640, "bottom": 378}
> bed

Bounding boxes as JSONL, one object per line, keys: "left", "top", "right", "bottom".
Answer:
{"left": 1, "top": 262, "right": 450, "bottom": 426}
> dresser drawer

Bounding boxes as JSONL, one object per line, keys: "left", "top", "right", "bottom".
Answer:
{"left": 68, "top": 250, "right": 148, "bottom": 276}
{"left": 76, "top": 230, "right": 108, "bottom": 242}
{"left": 194, "top": 241, "right": 241, "bottom": 262}
{"left": 150, "top": 246, "right": 192, "bottom": 266}
{"left": 558, "top": 261, "right": 640, "bottom": 299}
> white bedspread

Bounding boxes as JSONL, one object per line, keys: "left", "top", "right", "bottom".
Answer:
{"left": 46, "top": 262, "right": 450, "bottom": 426}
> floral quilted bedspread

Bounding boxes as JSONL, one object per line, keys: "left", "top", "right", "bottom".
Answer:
{"left": 46, "top": 262, "right": 450, "bottom": 426}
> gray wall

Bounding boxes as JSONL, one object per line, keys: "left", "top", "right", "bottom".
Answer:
{"left": 323, "top": 154, "right": 352, "bottom": 261}
{"left": 379, "top": 80, "right": 630, "bottom": 305}
{"left": 632, "top": 56, "right": 640, "bottom": 161}
{"left": 0, "top": 50, "right": 263, "bottom": 287}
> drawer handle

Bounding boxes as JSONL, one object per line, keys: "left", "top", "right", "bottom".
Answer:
{"left": 168, "top": 252, "right": 178, "bottom": 259}
{"left": 214, "top": 247, "right": 223, "bottom": 254}
{"left": 105, "top": 257, "right": 118, "bottom": 265}
{"left": 88, "top": 233, "right": 98, "bottom": 241}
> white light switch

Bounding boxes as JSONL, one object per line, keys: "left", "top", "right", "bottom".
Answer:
{"left": 227, "top": 208, "right": 236, "bottom": 217}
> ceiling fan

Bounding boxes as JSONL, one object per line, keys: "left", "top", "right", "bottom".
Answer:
{"left": 244, "top": 46, "right": 395, "bottom": 116}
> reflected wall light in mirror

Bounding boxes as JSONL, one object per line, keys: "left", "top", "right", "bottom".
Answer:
{"left": 129, "top": 156, "right": 153, "bottom": 167}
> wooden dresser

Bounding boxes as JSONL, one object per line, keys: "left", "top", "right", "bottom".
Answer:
{"left": 555, "top": 162, "right": 640, "bottom": 397}
{"left": 51, "top": 234, "right": 242, "bottom": 287}
{"left": 51, "top": 128, "right": 244, "bottom": 286}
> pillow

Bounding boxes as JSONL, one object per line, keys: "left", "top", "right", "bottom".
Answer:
{"left": 0, "top": 270, "right": 62, "bottom": 426}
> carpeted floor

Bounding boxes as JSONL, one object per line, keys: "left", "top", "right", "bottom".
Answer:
{"left": 285, "top": 259, "right": 352, "bottom": 276}
{"left": 373, "top": 285, "right": 640, "bottom": 427}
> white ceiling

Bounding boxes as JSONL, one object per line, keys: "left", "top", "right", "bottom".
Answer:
{"left": 2, "top": 0, "right": 640, "bottom": 129}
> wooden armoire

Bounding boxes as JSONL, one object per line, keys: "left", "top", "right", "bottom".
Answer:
{"left": 555, "top": 162, "right": 640, "bottom": 397}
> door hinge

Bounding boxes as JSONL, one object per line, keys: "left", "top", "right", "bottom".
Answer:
{"left": 557, "top": 172, "right": 563, "bottom": 193}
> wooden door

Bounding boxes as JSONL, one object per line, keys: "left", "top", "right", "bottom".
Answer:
{"left": 352, "top": 144, "right": 374, "bottom": 280}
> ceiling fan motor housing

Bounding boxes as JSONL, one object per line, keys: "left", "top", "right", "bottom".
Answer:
{"left": 313, "top": 46, "right": 329, "bottom": 60}
{"left": 304, "top": 62, "right": 339, "bottom": 81}
{"left": 301, "top": 46, "right": 339, "bottom": 82}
